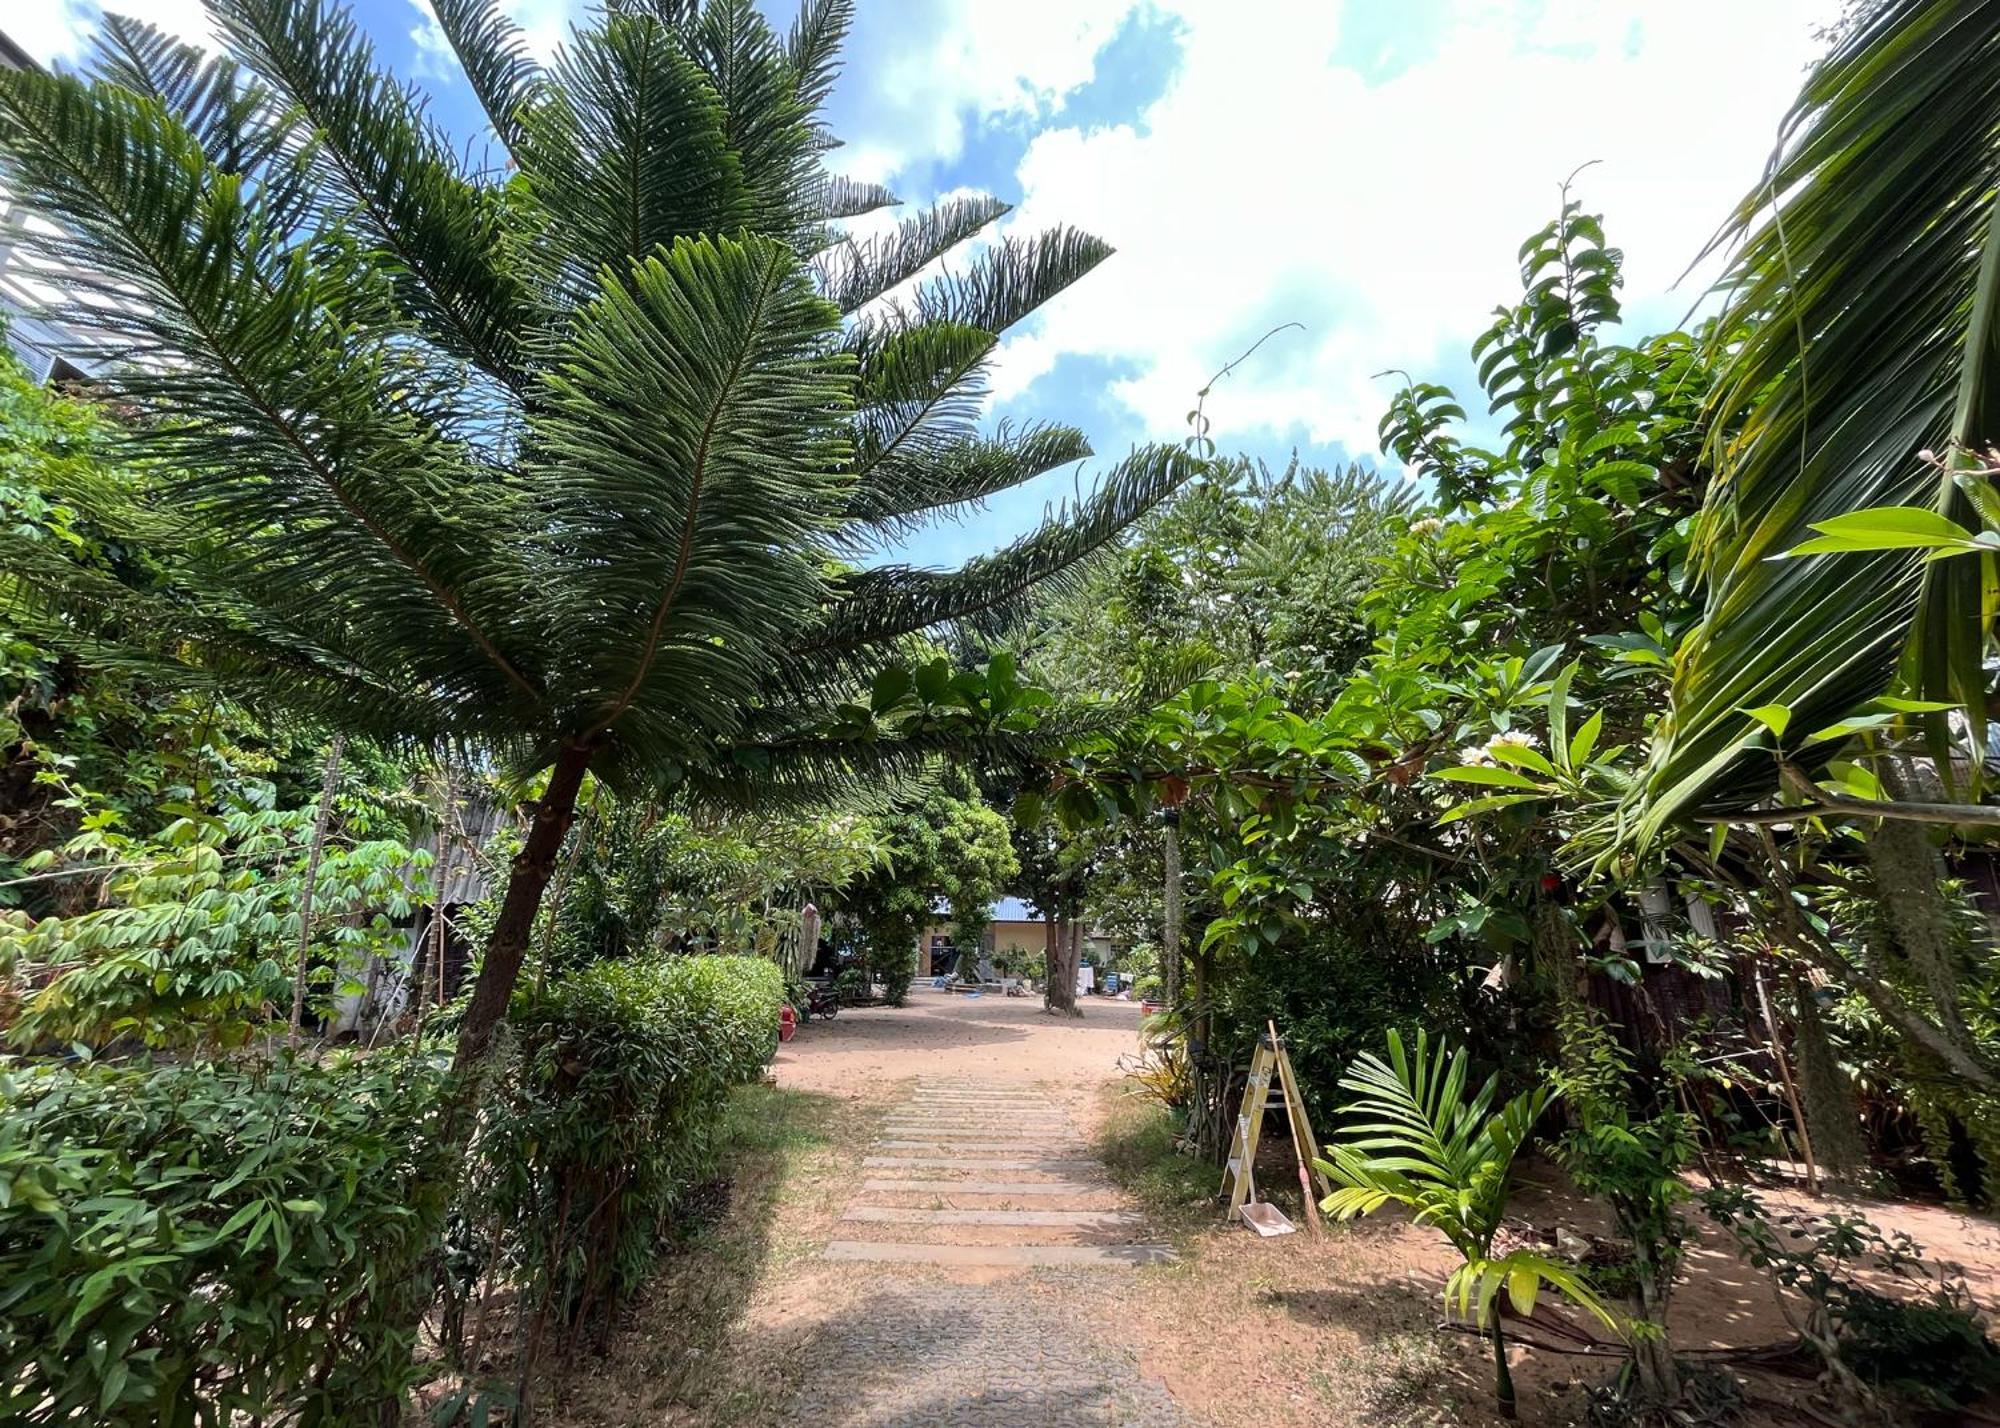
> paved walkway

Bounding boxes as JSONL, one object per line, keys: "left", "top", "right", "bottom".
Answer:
{"left": 790, "top": 1077, "right": 1187, "bottom": 1427}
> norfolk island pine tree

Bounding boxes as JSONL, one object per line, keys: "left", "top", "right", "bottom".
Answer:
{"left": 0, "top": 0, "right": 1201, "bottom": 1066}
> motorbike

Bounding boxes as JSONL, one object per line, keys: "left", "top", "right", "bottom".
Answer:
{"left": 801, "top": 983, "right": 840, "bottom": 1021}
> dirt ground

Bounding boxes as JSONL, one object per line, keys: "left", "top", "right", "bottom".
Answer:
{"left": 771, "top": 984, "right": 1152, "bottom": 1094}
{"left": 548, "top": 988, "right": 2000, "bottom": 1427}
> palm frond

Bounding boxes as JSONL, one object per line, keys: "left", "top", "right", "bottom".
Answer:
{"left": 873, "top": 226, "right": 1113, "bottom": 340}
{"left": 850, "top": 320, "right": 1000, "bottom": 482}
{"left": 821, "top": 174, "right": 897, "bottom": 220}
{"left": 0, "top": 65, "right": 541, "bottom": 715}
{"left": 86, "top": 16, "right": 294, "bottom": 194}
{"left": 0, "top": 534, "right": 466, "bottom": 745}
{"left": 685, "top": 0, "right": 817, "bottom": 239}
{"left": 841, "top": 420, "right": 1092, "bottom": 540}
{"left": 1445, "top": 1252, "right": 1623, "bottom": 1336}
{"left": 1634, "top": 0, "right": 2000, "bottom": 836}
{"left": 784, "top": 0, "right": 854, "bottom": 115}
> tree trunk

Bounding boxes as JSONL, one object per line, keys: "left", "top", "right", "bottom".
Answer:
{"left": 1162, "top": 811, "right": 1183, "bottom": 1007}
{"left": 288, "top": 734, "right": 345, "bottom": 1046}
{"left": 454, "top": 742, "right": 594, "bottom": 1070}
{"left": 1866, "top": 803, "right": 1971, "bottom": 1051}
{"left": 1792, "top": 979, "right": 1867, "bottom": 1185}
{"left": 1757, "top": 824, "right": 2000, "bottom": 1093}
{"left": 1045, "top": 910, "right": 1080, "bottom": 1017}
{"left": 1754, "top": 959, "right": 1820, "bottom": 1193}
{"left": 1629, "top": 1255, "right": 1682, "bottom": 1404}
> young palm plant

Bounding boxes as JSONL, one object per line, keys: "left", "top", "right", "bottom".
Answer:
{"left": 1315, "top": 1029, "right": 1620, "bottom": 1419}
{"left": 0, "top": 0, "right": 1198, "bottom": 1063}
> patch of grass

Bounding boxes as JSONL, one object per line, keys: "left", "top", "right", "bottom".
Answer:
{"left": 1095, "top": 1087, "right": 1225, "bottom": 1239}
{"left": 548, "top": 1080, "right": 863, "bottom": 1428}
{"left": 1345, "top": 1329, "right": 1455, "bottom": 1425}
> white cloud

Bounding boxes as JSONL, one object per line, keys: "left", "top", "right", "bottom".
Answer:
{"left": 9, "top": 0, "right": 215, "bottom": 64}
{"left": 930, "top": 0, "right": 1840, "bottom": 457}
{"left": 6, "top": 2, "right": 96, "bottom": 64}
{"left": 406, "top": 0, "right": 460, "bottom": 83}
{"left": 830, "top": 0, "right": 1144, "bottom": 182}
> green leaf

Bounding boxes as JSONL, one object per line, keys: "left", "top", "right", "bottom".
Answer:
{"left": 869, "top": 665, "right": 913, "bottom": 713}
{"left": 1568, "top": 709, "right": 1603, "bottom": 770}
{"left": 1870, "top": 696, "right": 1960, "bottom": 713}
{"left": 1507, "top": 1262, "right": 1540, "bottom": 1317}
{"left": 1741, "top": 704, "right": 1791, "bottom": 739}
{"left": 1786, "top": 506, "right": 1983, "bottom": 555}
{"left": 1488, "top": 743, "right": 1559, "bottom": 778}
{"left": 1546, "top": 661, "right": 1577, "bottom": 769}
{"left": 1437, "top": 793, "right": 1544, "bottom": 824}
{"left": 1430, "top": 765, "right": 1547, "bottom": 791}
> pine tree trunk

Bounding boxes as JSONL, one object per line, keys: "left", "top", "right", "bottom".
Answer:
{"left": 454, "top": 742, "right": 594, "bottom": 1069}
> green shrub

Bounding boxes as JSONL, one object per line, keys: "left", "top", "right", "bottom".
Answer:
{"left": 834, "top": 965, "right": 870, "bottom": 1003}
{"left": 471, "top": 955, "right": 782, "bottom": 1330}
{"left": 0, "top": 1053, "right": 452, "bottom": 1426}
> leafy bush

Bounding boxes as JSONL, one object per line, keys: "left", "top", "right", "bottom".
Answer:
{"left": 834, "top": 965, "right": 870, "bottom": 1004}
{"left": 0, "top": 1052, "right": 452, "bottom": 1426}
{"left": 3, "top": 801, "right": 428, "bottom": 1051}
{"left": 467, "top": 955, "right": 782, "bottom": 1333}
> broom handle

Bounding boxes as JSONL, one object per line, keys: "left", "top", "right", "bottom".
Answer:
{"left": 1269, "top": 1020, "right": 1324, "bottom": 1234}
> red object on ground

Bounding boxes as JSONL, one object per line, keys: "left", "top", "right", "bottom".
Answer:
{"left": 778, "top": 1004, "right": 797, "bottom": 1043}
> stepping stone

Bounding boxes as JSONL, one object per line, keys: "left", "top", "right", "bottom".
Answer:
{"left": 885, "top": 1110, "right": 1070, "bottom": 1120}
{"left": 868, "top": 1152, "right": 1104, "bottom": 1160}
{"left": 861, "top": 1178, "right": 1107, "bottom": 1195}
{"left": 878, "top": 1140, "right": 1088, "bottom": 1153}
{"left": 881, "top": 1126, "right": 1072, "bottom": 1137}
{"left": 823, "top": 1241, "right": 1174, "bottom": 1268}
{"left": 843, "top": 1206, "right": 1140, "bottom": 1227}
{"left": 882, "top": 1119, "right": 1071, "bottom": 1132}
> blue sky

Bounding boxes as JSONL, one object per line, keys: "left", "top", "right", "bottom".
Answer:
{"left": 16, "top": 0, "right": 1839, "bottom": 567}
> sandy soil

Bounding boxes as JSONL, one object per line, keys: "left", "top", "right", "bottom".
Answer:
{"left": 772, "top": 984, "right": 1152, "bottom": 1096}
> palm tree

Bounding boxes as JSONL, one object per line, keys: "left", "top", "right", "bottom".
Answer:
{"left": 1636, "top": 0, "right": 2000, "bottom": 838}
{"left": 0, "top": 0, "right": 1198, "bottom": 1062}
{"left": 1316, "top": 1030, "right": 1619, "bottom": 1419}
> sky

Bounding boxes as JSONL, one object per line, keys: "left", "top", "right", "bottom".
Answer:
{"left": 12, "top": 0, "right": 1842, "bottom": 567}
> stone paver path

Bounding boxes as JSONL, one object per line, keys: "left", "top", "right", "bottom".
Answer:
{"left": 792, "top": 1078, "right": 1187, "bottom": 1427}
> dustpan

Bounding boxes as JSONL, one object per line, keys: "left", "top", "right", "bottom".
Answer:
{"left": 1238, "top": 1201, "right": 1296, "bottom": 1237}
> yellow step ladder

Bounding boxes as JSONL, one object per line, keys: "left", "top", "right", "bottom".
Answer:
{"left": 1222, "top": 1021, "right": 1332, "bottom": 1235}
